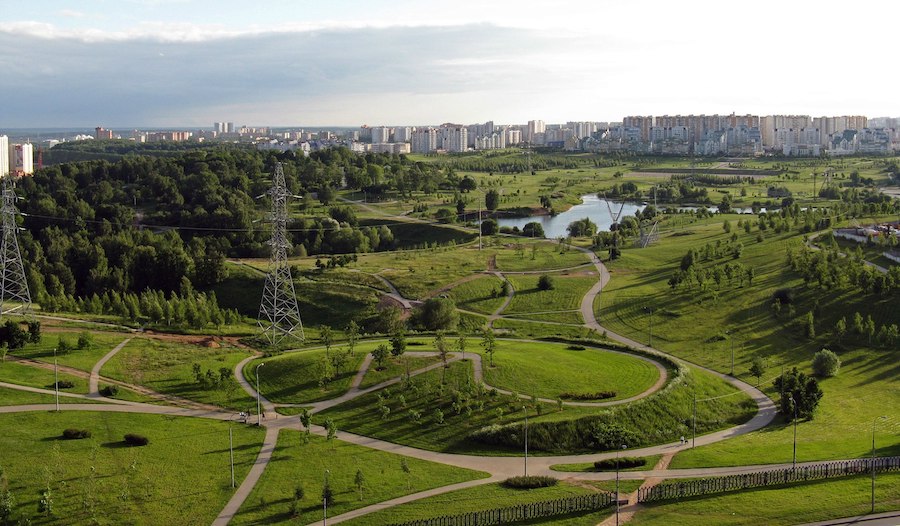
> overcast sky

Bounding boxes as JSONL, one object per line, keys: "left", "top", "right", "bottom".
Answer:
{"left": 1, "top": 0, "right": 899, "bottom": 128}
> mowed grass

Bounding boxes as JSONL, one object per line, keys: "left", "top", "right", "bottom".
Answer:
{"left": 670, "top": 345, "right": 900, "bottom": 468}
{"left": 0, "top": 385, "right": 102, "bottom": 406}
{"left": 102, "top": 337, "right": 257, "bottom": 410}
{"left": 0, "top": 360, "right": 89, "bottom": 394}
{"left": 494, "top": 241, "right": 590, "bottom": 272}
{"left": 339, "top": 481, "right": 606, "bottom": 526}
{"left": 629, "top": 473, "right": 900, "bottom": 526}
{"left": 318, "top": 358, "right": 754, "bottom": 456}
{"left": 359, "top": 354, "right": 443, "bottom": 390}
{"left": 504, "top": 274, "right": 597, "bottom": 314}
{"left": 245, "top": 345, "right": 366, "bottom": 404}
{"left": 10, "top": 330, "right": 132, "bottom": 373}
{"left": 551, "top": 454, "right": 663, "bottom": 473}
{"left": 492, "top": 318, "right": 599, "bottom": 341}
{"left": 595, "top": 215, "right": 900, "bottom": 466}
{"left": 504, "top": 311, "right": 584, "bottom": 325}
{"left": 232, "top": 430, "right": 488, "bottom": 525}
{"left": 0, "top": 411, "right": 265, "bottom": 526}
{"left": 447, "top": 274, "right": 507, "bottom": 315}
{"left": 478, "top": 340, "right": 661, "bottom": 401}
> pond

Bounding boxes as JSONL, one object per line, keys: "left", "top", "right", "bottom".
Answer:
{"left": 494, "top": 194, "right": 766, "bottom": 238}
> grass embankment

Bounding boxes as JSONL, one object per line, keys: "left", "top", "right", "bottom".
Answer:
{"left": 101, "top": 337, "right": 257, "bottom": 410}
{"left": 232, "top": 430, "right": 488, "bottom": 525}
{"left": 339, "top": 481, "right": 612, "bottom": 526}
{"left": 448, "top": 275, "right": 508, "bottom": 315}
{"left": 0, "top": 385, "right": 102, "bottom": 406}
{"left": 630, "top": 473, "right": 900, "bottom": 526}
{"left": 10, "top": 330, "right": 132, "bottom": 373}
{"left": 596, "top": 214, "right": 900, "bottom": 467}
{"left": 504, "top": 275, "right": 597, "bottom": 315}
{"left": 317, "top": 355, "right": 752, "bottom": 456}
{"left": 0, "top": 411, "right": 264, "bottom": 526}
{"left": 359, "top": 354, "right": 443, "bottom": 389}
{"left": 244, "top": 345, "right": 366, "bottom": 405}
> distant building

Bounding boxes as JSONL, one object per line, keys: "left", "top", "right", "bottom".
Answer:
{"left": 9, "top": 143, "right": 33, "bottom": 175}
{"left": 94, "top": 127, "right": 113, "bottom": 140}
{"left": 411, "top": 127, "right": 437, "bottom": 153}
{"left": 214, "top": 122, "right": 234, "bottom": 134}
{"left": 0, "top": 135, "right": 8, "bottom": 177}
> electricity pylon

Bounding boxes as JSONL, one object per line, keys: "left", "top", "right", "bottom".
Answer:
{"left": 257, "top": 163, "right": 304, "bottom": 344}
{"left": 0, "top": 176, "right": 32, "bottom": 317}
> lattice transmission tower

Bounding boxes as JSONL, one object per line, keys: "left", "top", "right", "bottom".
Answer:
{"left": 257, "top": 163, "right": 304, "bottom": 344}
{"left": 0, "top": 176, "right": 32, "bottom": 317}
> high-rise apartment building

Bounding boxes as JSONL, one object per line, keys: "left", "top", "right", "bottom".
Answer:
{"left": 525, "top": 120, "right": 545, "bottom": 144}
{"left": 371, "top": 127, "right": 391, "bottom": 144}
{"left": 0, "top": 136, "right": 9, "bottom": 177}
{"left": 94, "top": 127, "right": 113, "bottom": 140}
{"left": 214, "top": 122, "right": 235, "bottom": 134}
{"left": 411, "top": 127, "right": 437, "bottom": 153}
{"left": 10, "top": 143, "right": 33, "bottom": 175}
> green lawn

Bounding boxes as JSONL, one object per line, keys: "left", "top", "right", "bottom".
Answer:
{"left": 504, "top": 274, "right": 597, "bottom": 314}
{"left": 447, "top": 274, "right": 507, "bottom": 315}
{"left": 551, "top": 454, "right": 662, "bottom": 473}
{"left": 491, "top": 318, "right": 600, "bottom": 341}
{"left": 317, "top": 359, "right": 753, "bottom": 456}
{"left": 10, "top": 330, "right": 133, "bottom": 373}
{"left": 339, "top": 481, "right": 604, "bottom": 526}
{"left": 245, "top": 346, "right": 366, "bottom": 404}
{"left": 504, "top": 311, "right": 584, "bottom": 325}
{"left": 0, "top": 411, "right": 265, "bottom": 526}
{"left": 0, "top": 386, "right": 102, "bottom": 406}
{"left": 101, "top": 337, "right": 257, "bottom": 410}
{"left": 477, "top": 340, "right": 661, "bottom": 401}
{"left": 359, "top": 354, "right": 443, "bottom": 390}
{"left": 0, "top": 360, "right": 89, "bottom": 394}
{"left": 232, "top": 429, "right": 488, "bottom": 525}
{"left": 630, "top": 473, "right": 900, "bottom": 526}
{"left": 494, "top": 241, "right": 590, "bottom": 272}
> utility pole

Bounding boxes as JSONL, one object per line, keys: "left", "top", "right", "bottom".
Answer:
{"left": 0, "top": 175, "right": 32, "bottom": 317}
{"left": 522, "top": 406, "right": 528, "bottom": 476}
{"left": 54, "top": 347, "right": 59, "bottom": 412}
{"left": 229, "top": 425, "right": 235, "bottom": 488}
{"left": 692, "top": 394, "right": 697, "bottom": 448}
{"left": 258, "top": 163, "right": 304, "bottom": 344}
{"left": 872, "top": 416, "right": 887, "bottom": 513}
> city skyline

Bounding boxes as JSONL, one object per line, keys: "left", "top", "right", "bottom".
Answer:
{"left": 2, "top": 0, "right": 900, "bottom": 127}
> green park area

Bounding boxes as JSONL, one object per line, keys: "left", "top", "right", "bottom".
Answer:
{"left": 0, "top": 146, "right": 896, "bottom": 525}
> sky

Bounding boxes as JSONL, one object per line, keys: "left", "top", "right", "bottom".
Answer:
{"left": 1, "top": 0, "right": 899, "bottom": 128}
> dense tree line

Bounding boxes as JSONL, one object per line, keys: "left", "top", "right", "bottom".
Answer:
{"left": 786, "top": 244, "right": 900, "bottom": 295}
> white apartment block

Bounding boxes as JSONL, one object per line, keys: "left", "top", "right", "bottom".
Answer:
{"left": 505, "top": 128, "right": 522, "bottom": 145}
{"left": 0, "top": 135, "right": 9, "bottom": 177}
{"left": 526, "top": 120, "right": 545, "bottom": 144}
{"left": 438, "top": 125, "right": 468, "bottom": 153}
{"left": 371, "top": 127, "right": 391, "bottom": 144}
{"left": 394, "top": 127, "right": 411, "bottom": 143}
{"left": 411, "top": 127, "right": 438, "bottom": 153}
{"left": 474, "top": 132, "right": 507, "bottom": 150}
{"left": 10, "top": 143, "right": 33, "bottom": 175}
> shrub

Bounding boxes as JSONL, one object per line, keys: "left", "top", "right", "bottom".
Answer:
{"left": 559, "top": 391, "right": 616, "bottom": 401}
{"left": 62, "top": 428, "right": 91, "bottom": 440}
{"left": 593, "top": 457, "right": 646, "bottom": 471}
{"left": 53, "top": 380, "right": 74, "bottom": 389}
{"left": 537, "top": 275, "right": 554, "bottom": 291}
{"left": 501, "top": 476, "right": 558, "bottom": 489}
{"left": 100, "top": 385, "right": 119, "bottom": 397}
{"left": 772, "top": 288, "right": 794, "bottom": 305}
{"left": 124, "top": 434, "right": 149, "bottom": 446}
{"left": 812, "top": 348, "right": 841, "bottom": 377}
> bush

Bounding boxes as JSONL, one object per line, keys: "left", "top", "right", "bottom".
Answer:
{"left": 593, "top": 457, "right": 646, "bottom": 471}
{"left": 559, "top": 391, "right": 616, "bottom": 401}
{"left": 537, "top": 275, "right": 554, "bottom": 291}
{"left": 62, "top": 428, "right": 91, "bottom": 440}
{"left": 53, "top": 380, "right": 74, "bottom": 389}
{"left": 772, "top": 288, "right": 794, "bottom": 305}
{"left": 566, "top": 345, "right": 585, "bottom": 351}
{"left": 501, "top": 476, "right": 558, "bottom": 489}
{"left": 812, "top": 348, "right": 841, "bottom": 377}
{"left": 99, "top": 385, "right": 119, "bottom": 397}
{"left": 124, "top": 434, "right": 149, "bottom": 446}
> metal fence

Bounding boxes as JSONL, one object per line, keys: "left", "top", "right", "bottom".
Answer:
{"left": 638, "top": 456, "right": 900, "bottom": 503}
{"left": 389, "top": 492, "right": 614, "bottom": 526}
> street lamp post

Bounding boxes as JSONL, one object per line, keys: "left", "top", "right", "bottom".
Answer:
{"left": 616, "top": 444, "right": 627, "bottom": 526}
{"left": 522, "top": 406, "right": 528, "bottom": 477}
{"left": 644, "top": 307, "right": 653, "bottom": 347}
{"left": 53, "top": 347, "right": 59, "bottom": 412}
{"left": 872, "top": 416, "right": 887, "bottom": 513}
{"left": 691, "top": 393, "right": 697, "bottom": 448}
{"left": 792, "top": 399, "right": 798, "bottom": 469}
{"left": 729, "top": 331, "right": 735, "bottom": 376}
{"left": 323, "top": 469, "right": 330, "bottom": 526}
{"left": 229, "top": 424, "right": 235, "bottom": 488}
{"left": 255, "top": 362, "right": 266, "bottom": 426}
